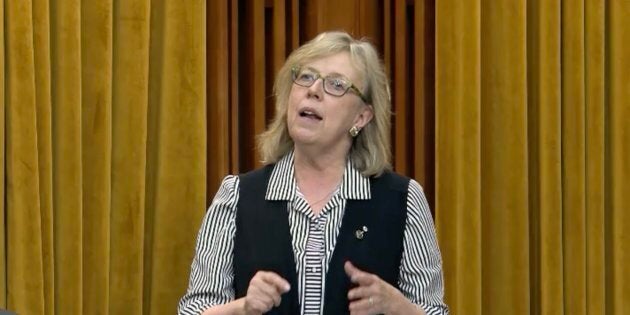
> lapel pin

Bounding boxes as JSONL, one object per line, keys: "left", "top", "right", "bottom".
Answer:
{"left": 355, "top": 226, "right": 369, "bottom": 240}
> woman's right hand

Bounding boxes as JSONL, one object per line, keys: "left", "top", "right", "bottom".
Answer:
{"left": 242, "top": 271, "right": 291, "bottom": 315}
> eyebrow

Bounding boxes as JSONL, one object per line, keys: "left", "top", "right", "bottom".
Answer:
{"left": 303, "top": 66, "right": 348, "bottom": 79}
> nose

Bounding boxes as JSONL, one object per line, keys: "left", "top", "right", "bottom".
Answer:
{"left": 306, "top": 78, "right": 324, "bottom": 101}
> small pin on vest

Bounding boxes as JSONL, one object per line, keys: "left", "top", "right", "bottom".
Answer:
{"left": 355, "top": 226, "right": 369, "bottom": 239}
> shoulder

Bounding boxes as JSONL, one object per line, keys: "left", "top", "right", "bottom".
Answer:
{"left": 238, "top": 164, "right": 275, "bottom": 181}
{"left": 370, "top": 171, "right": 411, "bottom": 193}
{"left": 207, "top": 175, "right": 240, "bottom": 211}
{"left": 406, "top": 178, "right": 426, "bottom": 198}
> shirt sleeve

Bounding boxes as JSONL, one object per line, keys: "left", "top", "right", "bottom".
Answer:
{"left": 178, "top": 175, "right": 240, "bottom": 315}
{"left": 398, "top": 179, "right": 449, "bottom": 315}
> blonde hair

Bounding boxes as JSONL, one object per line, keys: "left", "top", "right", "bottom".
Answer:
{"left": 257, "top": 31, "right": 392, "bottom": 177}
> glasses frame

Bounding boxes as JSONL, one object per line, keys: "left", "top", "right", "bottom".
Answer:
{"left": 291, "top": 66, "right": 369, "bottom": 103}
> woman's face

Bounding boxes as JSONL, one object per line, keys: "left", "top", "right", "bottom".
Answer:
{"left": 287, "top": 52, "right": 373, "bottom": 152}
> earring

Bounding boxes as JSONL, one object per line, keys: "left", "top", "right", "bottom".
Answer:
{"left": 349, "top": 126, "right": 361, "bottom": 137}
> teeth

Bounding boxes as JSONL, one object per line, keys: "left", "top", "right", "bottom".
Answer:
{"left": 300, "top": 109, "right": 321, "bottom": 120}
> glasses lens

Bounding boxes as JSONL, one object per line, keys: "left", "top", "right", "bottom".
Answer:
{"left": 293, "top": 69, "right": 317, "bottom": 87}
{"left": 292, "top": 67, "right": 358, "bottom": 99}
{"left": 324, "top": 77, "right": 350, "bottom": 96}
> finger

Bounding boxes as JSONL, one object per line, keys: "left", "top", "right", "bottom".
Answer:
{"left": 348, "top": 285, "right": 374, "bottom": 301}
{"left": 344, "top": 261, "right": 377, "bottom": 286}
{"left": 254, "top": 284, "right": 283, "bottom": 308}
{"left": 249, "top": 274, "right": 282, "bottom": 309}
{"left": 259, "top": 283, "right": 283, "bottom": 307}
{"left": 348, "top": 296, "right": 377, "bottom": 314}
{"left": 259, "top": 271, "right": 291, "bottom": 293}
{"left": 248, "top": 285, "right": 275, "bottom": 310}
{"left": 250, "top": 277, "right": 282, "bottom": 307}
{"left": 244, "top": 290, "right": 274, "bottom": 314}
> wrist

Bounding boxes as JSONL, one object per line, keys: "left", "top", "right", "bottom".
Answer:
{"left": 201, "top": 298, "right": 248, "bottom": 315}
{"left": 235, "top": 297, "right": 247, "bottom": 315}
{"left": 386, "top": 289, "right": 422, "bottom": 315}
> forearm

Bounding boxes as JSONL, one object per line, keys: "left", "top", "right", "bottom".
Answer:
{"left": 201, "top": 298, "right": 245, "bottom": 315}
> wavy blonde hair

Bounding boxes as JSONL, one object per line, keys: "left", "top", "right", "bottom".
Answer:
{"left": 257, "top": 31, "right": 392, "bottom": 177}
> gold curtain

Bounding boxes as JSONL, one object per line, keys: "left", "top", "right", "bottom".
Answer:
{"left": 435, "top": 0, "right": 630, "bottom": 314}
{"left": 1, "top": 0, "right": 206, "bottom": 314}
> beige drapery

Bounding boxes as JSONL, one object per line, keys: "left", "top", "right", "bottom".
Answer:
{"left": 435, "top": 0, "right": 629, "bottom": 314}
{"left": 1, "top": 0, "right": 206, "bottom": 314}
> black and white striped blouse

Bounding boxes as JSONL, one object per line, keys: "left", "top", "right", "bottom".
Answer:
{"left": 178, "top": 151, "right": 449, "bottom": 315}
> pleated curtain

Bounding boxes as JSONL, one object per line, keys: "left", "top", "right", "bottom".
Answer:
{"left": 1, "top": 0, "right": 206, "bottom": 314}
{"left": 435, "top": 0, "right": 630, "bottom": 314}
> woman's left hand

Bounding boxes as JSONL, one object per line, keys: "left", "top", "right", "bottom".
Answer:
{"left": 345, "top": 261, "right": 404, "bottom": 315}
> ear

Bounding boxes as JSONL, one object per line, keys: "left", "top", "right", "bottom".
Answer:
{"left": 353, "top": 105, "right": 374, "bottom": 129}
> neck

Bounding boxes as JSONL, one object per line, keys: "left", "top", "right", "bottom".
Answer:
{"left": 293, "top": 145, "right": 347, "bottom": 179}
{"left": 293, "top": 137, "right": 351, "bottom": 170}
{"left": 293, "top": 146, "right": 347, "bottom": 214}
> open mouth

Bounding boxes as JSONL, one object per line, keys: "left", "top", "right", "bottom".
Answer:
{"left": 299, "top": 109, "right": 323, "bottom": 120}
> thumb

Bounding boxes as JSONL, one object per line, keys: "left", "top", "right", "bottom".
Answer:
{"left": 344, "top": 261, "right": 360, "bottom": 277}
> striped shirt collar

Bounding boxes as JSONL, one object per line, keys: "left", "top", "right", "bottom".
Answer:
{"left": 266, "top": 150, "right": 371, "bottom": 201}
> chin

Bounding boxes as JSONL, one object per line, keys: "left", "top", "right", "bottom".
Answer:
{"left": 289, "top": 127, "right": 315, "bottom": 141}
{"left": 291, "top": 136, "right": 317, "bottom": 146}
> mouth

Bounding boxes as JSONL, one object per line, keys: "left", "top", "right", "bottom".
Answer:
{"left": 298, "top": 108, "right": 323, "bottom": 121}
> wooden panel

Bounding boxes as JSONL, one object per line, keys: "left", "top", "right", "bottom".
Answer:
{"left": 414, "top": 0, "right": 436, "bottom": 207}
{"left": 383, "top": 0, "right": 392, "bottom": 76}
{"left": 320, "top": 0, "right": 357, "bottom": 34}
{"left": 265, "top": 0, "right": 286, "bottom": 122}
{"left": 229, "top": 0, "right": 240, "bottom": 173}
{"left": 299, "top": 0, "right": 324, "bottom": 42}
{"left": 357, "top": 0, "right": 384, "bottom": 51}
{"left": 207, "top": 0, "right": 436, "bottom": 208}
{"left": 288, "top": 0, "right": 300, "bottom": 50}
{"left": 392, "top": 0, "right": 410, "bottom": 175}
{"left": 250, "top": 0, "right": 267, "bottom": 156}
{"left": 207, "top": 0, "right": 230, "bottom": 203}
{"left": 237, "top": 0, "right": 266, "bottom": 171}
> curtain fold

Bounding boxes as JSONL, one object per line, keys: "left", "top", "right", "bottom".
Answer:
{"left": 81, "top": 0, "right": 112, "bottom": 313}
{"left": 0, "top": 0, "right": 5, "bottom": 307}
{"left": 480, "top": 0, "right": 531, "bottom": 313}
{"left": 608, "top": 3, "right": 630, "bottom": 314}
{"left": 33, "top": 0, "right": 55, "bottom": 313}
{"left": 583, "top": 1, "right": 606, "bottom": 314}
{"left": 435, "top": 1, "right": 482, "bottom": 313}
{"left": 5, "top": 0, "right": 46, "bottom": 313}
{"left": 109, "top": 0, "right": 151, "bottom": 313}
{"left": 561, "top": 1, "right": 587, "bottom": 313}
{"left": 144, "top": 0, "right": 206, "bottom": 312}
{"left": 436, "top": 1, "right": 630, "bottom": 314}
{"left": 2, "top": 1, "right": 206, "bottom": 314}
{"left": 527, "top": 1, "right": 564, "bottom": 314}
{"left": 50, "top": 0, "right": 83, "bottom": 313}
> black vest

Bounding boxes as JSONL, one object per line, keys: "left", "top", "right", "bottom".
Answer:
{"left": 233, "top": 165, "right": 409, "bottom": 314}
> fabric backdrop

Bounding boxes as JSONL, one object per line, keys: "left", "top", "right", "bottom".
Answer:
{"left": 1, "top": 0, "right": 206, "bottom": 314}
{"left": 435, "top": 0, "right": 629, "bottom": 314}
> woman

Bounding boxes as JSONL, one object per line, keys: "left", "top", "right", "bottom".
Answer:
{"left": 179, "top": 31, "right": 448, "bottom": 315}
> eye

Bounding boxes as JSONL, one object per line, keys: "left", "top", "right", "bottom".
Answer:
{"left": 326, "top": 77, "right": 349, "bottom": 93}
{"left": 296, "top": 71, "right": 316, "bottom": 83}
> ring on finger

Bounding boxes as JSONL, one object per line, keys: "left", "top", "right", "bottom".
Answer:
{"left": 368, "top": 297, "right": 374, "bottom": 307}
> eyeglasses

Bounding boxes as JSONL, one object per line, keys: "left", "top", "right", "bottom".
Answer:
{"left": 291, "top": 66, "right": 369, "bottom": 103}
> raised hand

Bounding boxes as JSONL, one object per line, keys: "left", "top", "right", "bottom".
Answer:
{"left": 345, "top": 261, "right": 398, "bottom": 315}
{"left": 243, "top": 271, "right": 291, "bottom": 315}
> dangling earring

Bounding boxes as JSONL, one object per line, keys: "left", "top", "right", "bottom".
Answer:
{"left": 349, "top": 126, "right": 361, "bottom": 137}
